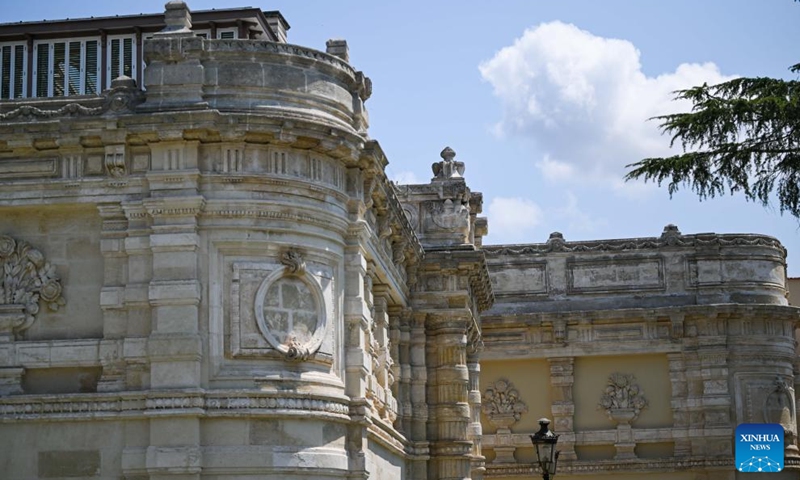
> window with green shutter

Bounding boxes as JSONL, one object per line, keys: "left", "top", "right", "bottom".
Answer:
{"left": 33, "top": 38, "right": 101, "bottom": 97}
{"left": 107, "top": 35, "right": 136, "bottom": 84}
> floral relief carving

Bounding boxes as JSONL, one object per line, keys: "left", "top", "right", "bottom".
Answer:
{"left": 598, "top": 372, "right": 648, "bottom": 424}
{"left": 482, "top": 379, "right": 528, "bottom": 429}
{"left": 0, "top": 235, "right": 65, "bottom": 336}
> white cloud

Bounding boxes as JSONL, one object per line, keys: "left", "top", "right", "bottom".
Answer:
{"left": 479, "top": 21, "right": 735, "bottom": 189}
{"left": 487, "top": 197, "right": 544, "bottom": 243}
{"left": 390, "top": 170, "right": 424, "bottom": 185}
{"left": 553, "top": 191, "right": 608, "bottom": 233}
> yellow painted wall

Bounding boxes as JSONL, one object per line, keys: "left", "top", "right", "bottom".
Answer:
{"left": 789, "top": 277, "right": 800, "bottom": 306}
{"left": 480, "top": 359, "right": 552, "bottom": 434}
{"left": 574, "top": 354, "right": 672, "bottom": 430}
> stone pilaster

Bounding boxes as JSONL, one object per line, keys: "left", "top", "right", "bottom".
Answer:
{"left": 121, "top": 202, "right": 153, "bottom": 390}
{"left": 343, "top": 245, "right": 371, "bottom": 479}
{"left": 668, "top": 351, "right": 691, "bottom": 457}
{"left": 97, "top": 203, "right": 129, "bottom": 392}
{"left": 548, "top": 357, "right": 577, "bottom": 461}
{"left": 697, "top": 339, "right": 732, "bottom": 457}
{"left": 142, "top": 193, "right": 204, "bottom": 480}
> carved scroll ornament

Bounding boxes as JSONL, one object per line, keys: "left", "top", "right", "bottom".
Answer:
{"left": 0, "top": 235, "right": 65, "bottom": 336}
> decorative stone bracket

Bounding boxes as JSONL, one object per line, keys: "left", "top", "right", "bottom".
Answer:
{"left": 0, "top": 235, "right": 65, "bottom": 340}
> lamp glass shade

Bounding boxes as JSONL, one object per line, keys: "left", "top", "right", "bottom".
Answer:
{"left": 530, "top": 418, "right": 559, "bottom": 478}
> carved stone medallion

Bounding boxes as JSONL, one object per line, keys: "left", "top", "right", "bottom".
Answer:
{"left": 254, "top": 250, "right": 325, "bottom": 361}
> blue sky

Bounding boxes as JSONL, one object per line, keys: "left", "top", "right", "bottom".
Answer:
{"left": 6, "top": 1, "right": 800, "bottom": 275}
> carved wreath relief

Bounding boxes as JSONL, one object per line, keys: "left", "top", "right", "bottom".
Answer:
{"left": 0, "top": 235, "right": 65, "bottom": 336}
{"left": 254, "top": 249, "right": 325, "bottom": 361}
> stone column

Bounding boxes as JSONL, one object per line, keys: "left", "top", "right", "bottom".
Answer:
{"left": 427, "top": 312, "right": 472, "bottom": 480}
{"left": 467, "top": 344, "right": 484, "bottom": 480}
{"left": 388, "top": 306, "right": 405, "bottom": 431}
{"left": 409, "top": 311, "right": 429, "bottom": 480}
{"left": 548, "top": 357, "right": 577, "bottom": 461}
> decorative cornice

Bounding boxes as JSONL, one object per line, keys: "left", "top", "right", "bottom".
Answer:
{"left": 0, "top": 80, "right": 143, "bottom": 122}
{"left": 484, "top": 229, "right": 786, "bottom": 258}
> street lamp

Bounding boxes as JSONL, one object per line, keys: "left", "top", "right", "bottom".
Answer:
{"left": 530, "top": 418, "right": 560, "bottom": 480}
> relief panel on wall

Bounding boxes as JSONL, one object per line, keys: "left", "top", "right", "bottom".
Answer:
{"left": 489, "top": 262, "right": 547, "bottom": 297}
{"left": 568, "top": 257, "right": 664, "bottom": 294}
{"left": 229, "top": 249, "right": 334, "bottom": 362}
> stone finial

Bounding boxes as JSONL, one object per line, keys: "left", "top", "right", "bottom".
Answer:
{"left": 431, "top": 146, "right": 465, "bottom": 181}
{"left": 661, "top": 224, "right": 681, "bottom": 237}
{"left": 326, "top": 39, "right": 349, "bottom": 63}
{"left": 660, "top": 224, "right": 683, "bottom": 246}
{"left": 546, "top": 231, "right": 566, "bottom": 252}
{"left": 156, "top": 0, "right": 192, "bottom": 36}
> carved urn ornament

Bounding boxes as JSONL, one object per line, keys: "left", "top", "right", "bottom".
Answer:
{"left": 482, "top": 378, "right": 528, "bottom": 430}
{"left": 598, "top": 372, "right": 648, "bottom": 425}
{"left": 0, "top": 235, "right": 65, "bottom": 339}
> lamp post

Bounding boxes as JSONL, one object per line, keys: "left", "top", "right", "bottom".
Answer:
{"left": 530, "top": 418, "right": 560, "bottom": 480}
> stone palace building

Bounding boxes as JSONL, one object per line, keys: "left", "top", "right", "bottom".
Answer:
{"left": 0, "top": 2, "right": 798, "bottom": 479}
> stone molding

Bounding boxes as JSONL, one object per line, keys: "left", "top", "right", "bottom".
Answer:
{"left": 486, "top": 457, "right": 736, "bottom": 476}
{"left": 0, "top": 391, "right": 350, "bottom": 420}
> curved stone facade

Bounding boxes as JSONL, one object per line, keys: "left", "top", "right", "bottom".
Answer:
{"left": 0, "top": 3, "right": 798, "bottom": 480}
